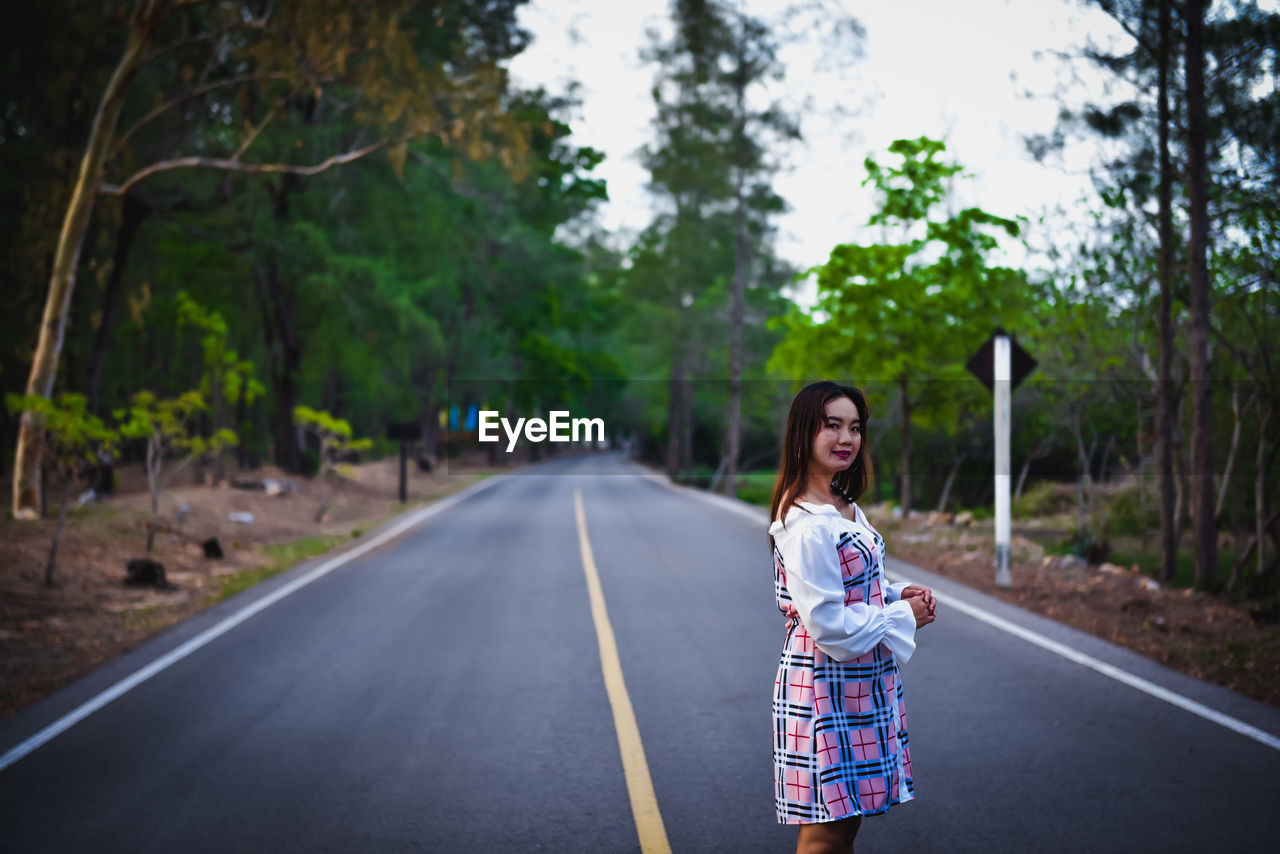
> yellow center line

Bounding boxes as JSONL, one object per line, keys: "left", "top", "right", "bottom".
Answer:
{"left": 574, "top": 487, "right": 672, "bottom": 854}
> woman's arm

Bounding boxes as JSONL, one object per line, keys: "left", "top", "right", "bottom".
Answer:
{"left": 778, "top": 524, "right": 917, "bottom": 663}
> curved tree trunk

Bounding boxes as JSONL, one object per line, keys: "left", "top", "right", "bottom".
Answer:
{"left": 12, "top": 5, "right": 160, "bottom": 518}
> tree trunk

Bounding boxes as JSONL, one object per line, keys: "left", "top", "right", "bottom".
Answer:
{"left": 256, "top": 175, "right": 303, "bottom": 473}
{"left": 1186, "top": 0, "right": 1217, "bottom": 591}
{"left": 257, "top": 258, "right": 302, "bottom": 473}
{"left": 12, "top": 5, "right": 159, "bottom": 518}
{"left": 899, "top": 375, "right": 912, "bottom": 515}
{"left": 46, "top": 478, "right": 74, "bottom": 587}
{"left": 936, "top": 452, "right": 966, "bottom": 513}
{"left": 1072, "top": 409, "right": 1096, "bottom": 542}
{"left": 86, "top": 192, "right": 150, "bottom": 415}
{"left": 1015, "top": 456, "right": 1032, "bottom": 500}
{"left": 1097, "top": 434, "right": 1116, "bottom": 484}
{"left": 666, "top": 350, "right": 684, "bottom": 479}
{"left": 1258, "top": 403, "right": 1272, "bottom": 579}
{"left": 1214, "top": 382, "right": 1246, "bottom": 525}
{"left": 1156, "top": 0, "right": 1178, "bottom": 585}
{"left": 1015, "top": 435, "right": 1054, "bottom": 499}
{"left": 678, "top": 340, "right": 695, "bottom": 474}
{"left": 723, "top": 47, "right": 748, "bottom": 499}
{"left": 235, "top": 382, "right": 249, "bottom": 470}
{"left": 146, "top": 432, "right": 159, "bottom": 553}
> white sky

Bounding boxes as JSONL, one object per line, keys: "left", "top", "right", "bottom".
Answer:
{"left": 507, "top": 0, "right": 1141, "bottom": 300}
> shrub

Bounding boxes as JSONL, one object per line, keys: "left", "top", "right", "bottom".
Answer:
{"left": 735, "top": 472, "right": 776, "bottom": 507}
{"left": 299, "top": 448, "right": 321, "bottom": 476}
{"left": 1104, "top": 485, "right": 1153, "bottom": 537}
{"left": 1013, "top": 480, "right": 1075, "bottom": 517}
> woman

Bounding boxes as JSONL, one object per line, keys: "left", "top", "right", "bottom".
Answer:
{"left": 769, "top": 381, "right": 936, "bottom": 854}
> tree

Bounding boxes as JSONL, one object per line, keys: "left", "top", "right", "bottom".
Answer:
{"left": 116, "top": 389, "right": 235, "bottom": 552}
{"left": 12, "top": 0, "right": 530, "bottom": 517}
{"left": 1031, "top": 0, "right": 1280, "bottom": 590}
{"left": 632, "top": 0, "right": 796, "bottom": 481}
{"left": 770, "top": 137, "right": 1036, "bottom": 514}
{"left": 175, "top": 291, "right": 262, "bottom": 481}
{"left": 293, "top": 405, "right": 372, "bottom": 522}
{"left": 1184, "top": 0, "right": 1216, "bottom": 589}
{"left": 3, "top": 393, "right": 116, "bottom": 586}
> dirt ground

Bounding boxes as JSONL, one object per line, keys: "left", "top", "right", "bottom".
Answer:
{"left": 868, "top": 506, "right": 1280, "bottom": 708}
{"left": 0, "top": 457, "right": 494, "bottom": 719}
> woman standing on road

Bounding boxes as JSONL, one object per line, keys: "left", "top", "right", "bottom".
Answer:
{"left": 769, "top": 380, "right": 936, "bottom": 854}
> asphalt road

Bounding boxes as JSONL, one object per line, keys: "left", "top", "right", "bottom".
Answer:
{"left": 3, "top": 453, "right": 1278, "bottom": 853}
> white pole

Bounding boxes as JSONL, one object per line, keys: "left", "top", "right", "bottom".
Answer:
{"left": 995, "top": 334, "right": 1012, "bottom": 587}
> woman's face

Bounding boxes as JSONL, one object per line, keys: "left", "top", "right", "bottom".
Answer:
{"left": 810, "top": 395, "right": 861, "bottom": 475}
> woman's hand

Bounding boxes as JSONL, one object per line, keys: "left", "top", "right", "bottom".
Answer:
{"left": 901, "top": 585, "right": 936, "bottom": 618}
{"left": 906, "top": 593, "right": 935, "bottom": 629}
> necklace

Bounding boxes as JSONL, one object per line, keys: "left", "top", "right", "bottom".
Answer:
{"left": 829, "top": 476, "right": 858, "bottom": 504}
{"left": 799, "top": 478, "right": 855, "bottom": 508}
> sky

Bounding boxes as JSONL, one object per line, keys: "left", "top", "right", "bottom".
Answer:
{"left": 506, "top": 0, "right": 1139, "bottom": 300}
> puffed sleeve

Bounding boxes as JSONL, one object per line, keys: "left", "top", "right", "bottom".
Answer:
{"left": 776, "top": 522, "right": 917, "bottom": 664}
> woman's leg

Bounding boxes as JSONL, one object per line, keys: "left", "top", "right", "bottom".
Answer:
{"left": 795, "top": 815, "right": 862, "bottom": 854}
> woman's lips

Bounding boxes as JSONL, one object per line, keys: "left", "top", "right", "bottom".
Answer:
{"left": 834, "top": 450, "right": 851, "bottom": 459}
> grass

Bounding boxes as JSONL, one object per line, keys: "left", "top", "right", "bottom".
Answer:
{"left": 202, "top": 533, "right": 350, "bottom": 606}
{"left": 1109, "top": 543, "right": 1240, "bottom": 590}
{"left": 120, "top": 604, "right": 171, "bottom": 633}
{"left": 735, "top": 471, "right": 776, "bottom": 508}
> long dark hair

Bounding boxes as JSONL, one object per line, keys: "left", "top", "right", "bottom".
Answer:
{"left": 769, "top": 381, "right": 874, "bottom": 547}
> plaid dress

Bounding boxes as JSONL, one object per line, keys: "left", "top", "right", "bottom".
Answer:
{"left": 769, "top": 502, "right": 915, "bottom": 824}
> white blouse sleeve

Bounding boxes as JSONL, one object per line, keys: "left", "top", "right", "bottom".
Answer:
{"left": 884, "top": 581, "right": 911, "bottom": 604}
{"left": 777, "top": 521, "right": 917, "bottom": 664}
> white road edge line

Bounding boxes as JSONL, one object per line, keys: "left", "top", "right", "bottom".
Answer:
{"left": 883, "top": 572, "right": 1280, "bottom": 752}
{"left": 0, "top": 475, "right": 503, "bottom": 773}
{"left": 643, "top": 469, "right": 1280, "bottom": 753}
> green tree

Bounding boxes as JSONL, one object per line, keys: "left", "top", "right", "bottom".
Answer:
{"left": 175, "top": 291, "right": 263, "bottom": 480}
{"left": 11, "top": 0, "right": 531, "bottom": 517}
{"left": 293, "top": 405, "right": 372, "bottom": 522}
{"left": 116, "top": 389, "right": 235, "bottom": 552}
{"left": 631, "top": 0, "right": 796, "bottom": 479}
{"left": 1033, "top": 0, "right": 1280, "bottom": 590}
{"left": 4, "top": 392, "right": 116, "bottom": 586}
{"left": 770, "top": 137, "right": 1036, "bottom": 514}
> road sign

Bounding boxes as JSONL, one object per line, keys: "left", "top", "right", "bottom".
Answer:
{"left": 386, "top": 422, "right": 422, "bottom": 442}
{"left": 966, "top": 328, "right": 1037, "bottom": 393}
{"left": 966, "top": 330, "right": 1037, "bottom": 589}
{"left": 386, "top": 422, "right": 422, "bottom": 502}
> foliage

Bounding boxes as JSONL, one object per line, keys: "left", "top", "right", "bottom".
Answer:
{"left": 5, "top": 393, "right": 117, "bottom": 478}
{"left": 1012, "top": 480, "right": 1077, "bottom": 518}
{"left": 4, "top": 392, "right": 117, "bottom": 583}
{"left": 769, "top": 137, "right": 1038, "bottom": 511}
{"left": 116, "top": 389, "right": 236, "bottom": 551}
{"left": 293, "top": 405, "right": 372, "bottom": 471}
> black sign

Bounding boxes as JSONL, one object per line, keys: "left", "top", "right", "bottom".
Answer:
{"left": 386, "top": 422, "right": 423, "bottom": 442}
{"left": 966, "top": 329, "right": 1037, "bottom": 393}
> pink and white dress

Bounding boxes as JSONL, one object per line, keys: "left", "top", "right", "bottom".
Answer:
{"left": 769, "top": 500, "right": 917, "bottom": 824}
